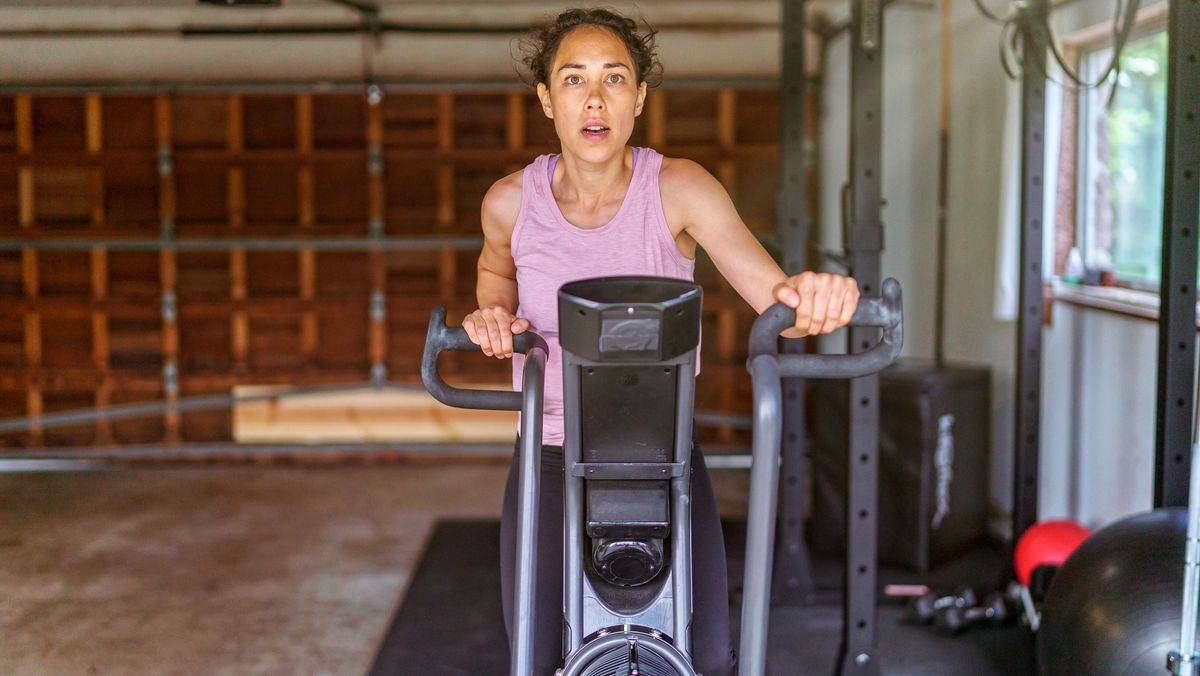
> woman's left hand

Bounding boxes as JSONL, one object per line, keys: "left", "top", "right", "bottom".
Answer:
{"left": 772, "top": 271, "right": 860, "bottom": 338}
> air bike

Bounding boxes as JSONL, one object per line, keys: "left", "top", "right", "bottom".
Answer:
{"left": 421, "top": 276, "right": 903, "bottom": 675}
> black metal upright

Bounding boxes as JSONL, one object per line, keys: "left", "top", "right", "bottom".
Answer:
{"left": 1154, "top": 0, "right": 1200, "bottom": 508}
{"left": 839, "top": 0, "right": 883, "bottom": 672}
{"left": 774, "top": 0, "right": 817, "bottom": 607}
{"left": 1011, "top": 0, "right": 1048, "bottom": 543}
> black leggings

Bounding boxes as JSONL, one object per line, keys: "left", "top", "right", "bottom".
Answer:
{"left": 499, "top": 440, "right": 736, "bottom": 676}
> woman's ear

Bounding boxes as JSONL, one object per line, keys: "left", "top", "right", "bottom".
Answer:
{"left": 536, "top": 82, "right": 554, "bottom": 119}
{"left": 634, "top": 81, "right": 648, "bottom": 117}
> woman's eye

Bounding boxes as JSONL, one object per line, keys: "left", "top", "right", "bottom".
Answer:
{"left": 607, "top": 74, "right": 624, "bottom": 84}
{"left": 565, "top": 75, "right": 583, "bottom": 85}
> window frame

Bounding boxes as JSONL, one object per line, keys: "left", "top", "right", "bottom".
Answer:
{"left": 1069, "top": 10, "right": 1169, "bottom": 293}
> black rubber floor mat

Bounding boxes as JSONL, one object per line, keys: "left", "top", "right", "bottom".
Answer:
{"left": 370, "top": 520, "right": 1035, "bottom": 675}
{"left": 368, "top": 520, "right": 509, "bottom": 676}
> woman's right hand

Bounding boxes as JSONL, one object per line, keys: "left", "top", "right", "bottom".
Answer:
{"left": 463, "top": 306, "right": 531, "bottom": 359}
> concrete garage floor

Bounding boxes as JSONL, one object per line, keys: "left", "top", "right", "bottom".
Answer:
{"left": 0, "top": 460, "right": 749, "bottom": 675}
{"left": 0, "top": 462, "right": 510, "bottom": 676}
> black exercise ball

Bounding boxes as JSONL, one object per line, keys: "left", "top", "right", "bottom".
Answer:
{"left": 1037, "top": 508, "right": 1186, "bottom": 675}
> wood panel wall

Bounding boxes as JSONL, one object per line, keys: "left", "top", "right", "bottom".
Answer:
{"left": 0, "top": 86, "right": 796, "bottom": 449}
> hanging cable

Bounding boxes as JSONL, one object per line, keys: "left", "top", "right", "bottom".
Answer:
{"left": 342, "top": 0, "right": 383, "bottom": 104}
{"left": 972, "top": 0, "right": 1014, "bottom": 25}
{"left": 974, "top": 0, "right": 1142, "bottom": 93}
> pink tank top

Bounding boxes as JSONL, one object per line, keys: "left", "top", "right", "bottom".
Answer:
{"left": 510, "top": 147, "right": 697, "bottom": 445}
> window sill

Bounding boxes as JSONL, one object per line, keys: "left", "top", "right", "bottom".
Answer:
{"left": 1050, "top": 279, "right": 1200, "bottom": 326}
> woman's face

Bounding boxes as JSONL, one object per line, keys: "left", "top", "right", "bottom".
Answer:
{"left": 537, "top": 26, "right": 648, "bottom": 164}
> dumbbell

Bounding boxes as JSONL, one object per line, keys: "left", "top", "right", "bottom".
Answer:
{"left": 905, "top": 587, "right": 977, "bottom": 624}
{"left": 1005, "top": 579, "right": 1041, "bottom": 631}
{"left": 935, "top": 592, "right": 1009, "bottom": 634}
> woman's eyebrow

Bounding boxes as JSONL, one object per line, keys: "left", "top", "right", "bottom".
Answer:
{"left": 556, "top": 62, "right": 632, "bottom": 72}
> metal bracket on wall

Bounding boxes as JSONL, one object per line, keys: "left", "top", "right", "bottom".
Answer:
{"left": 367, "top": 147, "right": 384, "bottom": 176}
{"left": 161, "top": 290, "right": 177, "bottom": 324}
{"left": 370, "top": 290, "right": 386, "bottom": 323}
{"left": 156, "top": 145, "right": 173, "bottom": 177}
{"left": 163, "top": 361, "right": 179, "bottom": 399}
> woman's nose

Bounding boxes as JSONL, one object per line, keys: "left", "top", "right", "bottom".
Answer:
{"left": 585, "top": 87, "right": 605, "bottom": 110}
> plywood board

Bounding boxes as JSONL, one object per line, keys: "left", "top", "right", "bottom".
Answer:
{"left": 232, "top": 385, "right": 518, "bottom": 444}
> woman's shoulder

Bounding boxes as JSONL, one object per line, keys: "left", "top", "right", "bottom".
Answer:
{"left": 481, "top": 168, "right": 526, "bottom": 237}
{"left": 656, "top": 154, "right": 724, "bottom": 203}
{"left": 658, "top": 154, "right": 717, "bottom": 185}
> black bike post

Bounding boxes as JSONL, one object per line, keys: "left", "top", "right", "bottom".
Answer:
{"left": 419, "top": 309, "right": 548, "bottom": 676}
{"left": 511, "top": 349, "right": 548, "bottom": 675}
{"left": 840, "top": 0, "right": 884, "bottom": 671}
{"left": 740, "top": 282, "right": 903, "bottom": 676}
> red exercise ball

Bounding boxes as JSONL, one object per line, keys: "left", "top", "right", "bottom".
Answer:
{"left": 1013, "top": 519, "right": 1092, "bottom": 586}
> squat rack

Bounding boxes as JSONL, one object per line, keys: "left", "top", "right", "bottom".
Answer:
{"left": 781, "top": 0, "right": 1200, "bottom": 671}
{"left": 840, "top": 0, "right": 886, "bottom": 672}
{"left": 1154, "top": 0, "right": 1200, "bottom": 509}
{"left": 774, "top": 0, "right": 887, "bottom": 673}
{"left": 1011, "top": 0, "right": 1049, "bottom": 546}
{"left": 1011, "top": 0, "right": 1200, "bottom": 532}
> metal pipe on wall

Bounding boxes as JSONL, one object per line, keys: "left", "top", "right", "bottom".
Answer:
{"left": 0, "top": 387, "right": 749, "bottom": 438}
{"left": 0, "top": 237, "right": 484, "bottom": 252}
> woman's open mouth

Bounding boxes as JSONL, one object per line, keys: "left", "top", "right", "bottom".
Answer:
{"left": 581, "top": 125, "right": 611, "bottom": 141}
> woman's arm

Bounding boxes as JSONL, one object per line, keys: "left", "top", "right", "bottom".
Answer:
{"left": 465, "top": 171, "right": 530, "bottom": 358}
{"left": 661, "top": 158, "right": 859, "bottom": 336}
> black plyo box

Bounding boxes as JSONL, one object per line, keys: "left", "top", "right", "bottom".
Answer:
{"left": 808, "top": 359, "right": 992, "bottom": 573}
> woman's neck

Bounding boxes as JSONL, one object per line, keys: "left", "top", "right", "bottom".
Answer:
{"left": 552, "top": 147, "right": 634, "bottom": 210}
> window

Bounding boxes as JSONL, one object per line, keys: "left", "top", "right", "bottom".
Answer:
{"left": 1077, "top": 29, "right": 1169, "bottom": 289}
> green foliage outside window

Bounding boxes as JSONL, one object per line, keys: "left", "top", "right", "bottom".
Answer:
{"left": 1085, "top": 31, "right": 1168, "bottom": 287}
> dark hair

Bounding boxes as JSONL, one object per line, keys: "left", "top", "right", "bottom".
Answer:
{"left": 520, "top": 8, "right": 661, "bottom": 88}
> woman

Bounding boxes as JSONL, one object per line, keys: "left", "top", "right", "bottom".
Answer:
{"left": 462, "top": 8, "right": 860, "bottom": 675}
